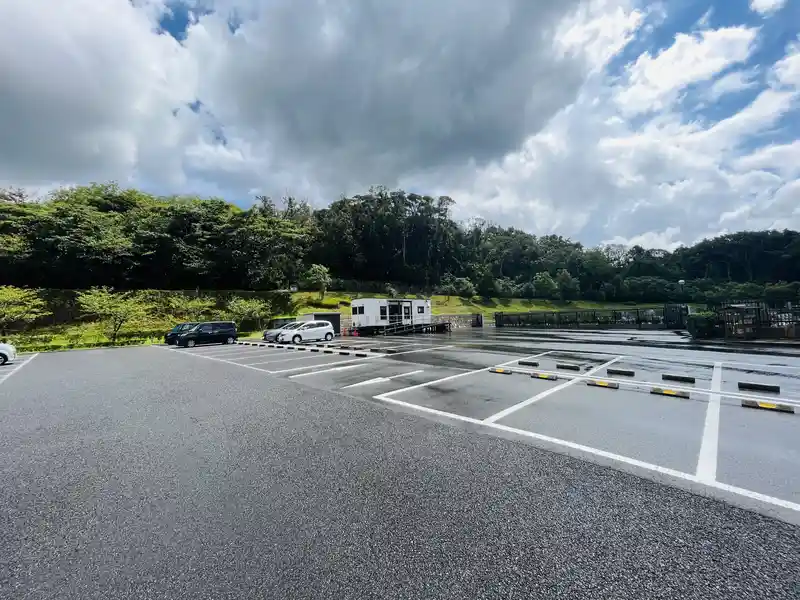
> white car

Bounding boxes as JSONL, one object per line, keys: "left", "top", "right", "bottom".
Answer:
{"left": 277, "top": 320, "right": 335, "bottom": 344}
{"left": 0, "top": 342, "right": 17, "bottom": 366}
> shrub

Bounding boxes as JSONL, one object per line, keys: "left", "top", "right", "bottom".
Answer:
{"left": 687, "top": 312, "right": 720, "bottom": 339}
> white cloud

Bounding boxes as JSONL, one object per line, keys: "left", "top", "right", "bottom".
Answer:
{"left": 602, "top": 227, "right": 684, "bottom": 250}
{"left": 749, "top": 0, "right": 787, "bottom": 16}
{"left": 706, "top": 69, "right": 760, "bottom": 101}
{"left": 614, "top": 26, "right": 758, "bottom": 116}
{"left": 1, "top": 0, "right": 799, "bottom": 252}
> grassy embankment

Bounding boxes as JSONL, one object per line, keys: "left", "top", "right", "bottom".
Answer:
{"left": 8, "top": 293, "right": 663, "bottom": 353}
{"left": 289, "top": 292, "right": 665, "bottom": 317}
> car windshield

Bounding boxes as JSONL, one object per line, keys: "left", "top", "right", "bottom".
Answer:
{"left": 171, "top": 323, "right": 192, "bottom": 332}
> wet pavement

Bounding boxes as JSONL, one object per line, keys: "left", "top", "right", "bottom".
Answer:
{"left": 3, "top": 339, "right": 800, "bottom": 599}
{"left": 198, "top": 329, "right": 800, "bottom": 521}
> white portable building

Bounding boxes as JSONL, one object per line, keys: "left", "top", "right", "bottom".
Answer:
{"left": 350, "top": 298, "right": 432, "bottom": 332}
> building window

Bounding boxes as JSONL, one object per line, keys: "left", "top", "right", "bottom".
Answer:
{"left": 358, "top": 306, "right": 365, "bottom": 314}
{"left": 352, "top": 307, "right": 357, "bottom": 315}
{"left": 417, "top": 306, "right": 424, "bottom": 314}
{"left": 379, "top": 306, "right": 387, "bottom": 320}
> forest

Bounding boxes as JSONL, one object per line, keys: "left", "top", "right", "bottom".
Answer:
{"left": 2, "top": 183, "right": 800, "bottom": 305}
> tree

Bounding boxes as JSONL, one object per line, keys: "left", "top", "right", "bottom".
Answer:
{"left": 226, "top": 297, "right": 272, "bottom": 330}
{"left": 533, "top": 272, "right": 558, "bottom": 300}
{"left": 384, "top": 283, "right": 399, "bottom": 298}
{"left": 556, "top": 269, "right": 580, "bottom": 301}
{"left": 0, "top": 286, "right": 49, "bottom": 335}
{"left": 167, "top": 295, "right": 217, "bottom": 320}
{"left": 77, "top": 287, "right": 151, "bottom": 343}
{"left": 303, "top": 264, "right": 333, "bottom": 300}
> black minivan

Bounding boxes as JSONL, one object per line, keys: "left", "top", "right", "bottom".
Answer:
{"left": 164, "top": 322, "right": 199, "bottom": 345}
{"left": 175, "top": 321, "right": 238, "bottom": 347}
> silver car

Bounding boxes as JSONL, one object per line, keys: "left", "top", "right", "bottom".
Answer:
{"left": 262, "top": 321, "right": 302, "bottom": 342}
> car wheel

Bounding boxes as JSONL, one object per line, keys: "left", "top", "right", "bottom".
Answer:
{"left": 292, "top": 334, "right": 302, "bottom": 345}
{"left": 0, "top": 354, "right": 7, "bottom": 366}
{"left": 325, "top": 332, "right": 334, "bottom": 341}
{"left": 187, "top": 339, "right": 196, "bottom": 348}
{"left": 226, "top": 336, "right": 235, "bottom": 344}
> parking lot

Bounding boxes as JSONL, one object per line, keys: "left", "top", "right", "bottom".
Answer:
{"left": 2, "top": 332, "right": 800, "bottom": 599}
{"left": 177, "top": 333, "right": 800, "bottom": 517}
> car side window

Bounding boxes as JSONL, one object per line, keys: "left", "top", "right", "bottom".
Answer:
{"left": 198, "top": 324, "right": 212, "bottom": 333}
{"left": 301, "top": 323, "right": 312, "bottom": 329}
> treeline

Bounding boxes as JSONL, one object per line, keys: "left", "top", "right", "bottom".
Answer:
{"left": 2, "top": 183, "right": 800, "bottom": 304}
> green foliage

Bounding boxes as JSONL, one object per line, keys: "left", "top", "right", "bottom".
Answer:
{"left": 226, "top": 297, "right": 272, "bottom": 329}
{"left": 556, "top": 269, "right": 579, "bottom": 301}
{"left": 2, "top": 182, "right": 800, "bottom": 308}
{"left": 0, "top": 286, "right": 50, "bottom": 334}
{"left": 166, "top": 295, "right": 217, "bottom": 320}
{"left": 384, "top": 283, "right": 399, "bottom": 298}
{"left": 77, "top": 287, "right": 152, "bottom": 343}
{"left": 302, "top": 264, "right": 332, "bottom": 300}
{"left": 687, "top": 312, "right": 720, "bottom": 340}
{"left": 533, "top": 272, "right": 558, "bottom": 300}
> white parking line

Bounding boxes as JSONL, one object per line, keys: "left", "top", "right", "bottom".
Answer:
{"left": 370, "top": 391, "right": 800, "bottom": 517}
{"left": 696, "top": 362, "right": 723, "bottom": 482}
{"left": 289, "top": 363, "right": 372, "bottom": 378}
{"left": 0, "top": 353, "right": 39, "bottom": 385}
{"left": 376, "top": 351, "right": 553, "bottom": 399}
{"left": 268, "top": 345, "right": 454, "bottom": 375}
{"left": 483, "top": 356, "right": 624, "bottom": 424}
{"left": 242, "top": 353, "right": 348, "bottom": 366}
{"left": 341, "top": 370, "right": 425, "bottom": 389}
{"left": 196, "top": 346, "right": 275, "bottom": 357}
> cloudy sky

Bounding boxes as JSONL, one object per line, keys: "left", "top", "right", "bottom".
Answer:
{"left": 1, "top": 0, "right": 799, "bottom": 249}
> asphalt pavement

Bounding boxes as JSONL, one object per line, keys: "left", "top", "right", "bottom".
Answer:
{"left": 1, "top": 344, "right": 800, "bottom": 599}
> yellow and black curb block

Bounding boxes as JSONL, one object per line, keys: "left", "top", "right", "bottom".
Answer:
{"left": 662, "top": 374, "right": 696, "bottom": 384}
{"left": 267, "top": 344, "right": 275, "bottom": 348}
{"left": 310, "top": 348, "right": 320, "bottom": 352}
{"left": 296, "top": 347, "right": 307, "bottom": 351}
{"left": 531, "top": 372, "right": 558, "bottom": 381}
{"left": 276, "top": 345, "right": 285, "bottom": 348}
{"left": 489, "top": 367, "right": 513, "bottom": 375}
{"left": 587, "top": 380, "right": 619, "bottom": 389}
{"left": 356, "top": 353, "right": 369, "bottom": 357}
{"left": 519, "top": 360, "right": 539, "bottom": 367}
{"left": 323, "top": 349, "right": 334, "bottom": 354}
{"left": 650, "top": 387, "right": 691, "bottom": 399}
{"left": 370, "top": 348, "right": 384, "bottom": 353}
{"left": 384, "top": 349, "right": 399, "bottom": 354}
{"left": 339, "top": 351, "right": 351, "bottom": 355}
{"left": 741, "top": 399, "right": 795, "bottom": 414}
{"left": 738, "top": 381, "right": 781, "bottom": 394}
{"left": 556, "top": 363, "right": 581, "bottom": 371}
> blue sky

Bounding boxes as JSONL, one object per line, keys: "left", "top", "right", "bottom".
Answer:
{"left": 3, "top": 0, "right": 799, "bottom": 249}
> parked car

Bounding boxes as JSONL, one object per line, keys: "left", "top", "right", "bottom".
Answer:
{"left": 176, "top": 321, "right": 238, "bottom": 348}
{"left": 277, "top": 320, "right": 335, "bottom": 344}
{"left": 164, "top": 322, "right": 199, "bottom": 345}
{"left": 0, "top": 341, "right": 17, "bottom": 366}
{"left": 262, "top": 321, "right": 302, "bottom": 342}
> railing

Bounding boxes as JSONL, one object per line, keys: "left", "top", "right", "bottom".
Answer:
{"left": 494, "top": 308, "right": 669, "bottom": 329}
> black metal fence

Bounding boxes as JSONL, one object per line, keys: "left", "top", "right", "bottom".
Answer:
{"left": 495, "top": 307, "right": 674, "bottom": 329}
{"left": 708, "top": 299, "right": 800, "bottom": 339}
